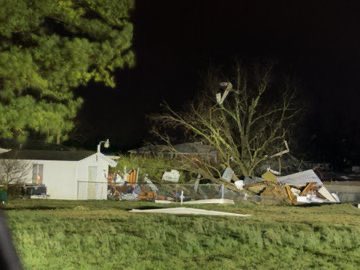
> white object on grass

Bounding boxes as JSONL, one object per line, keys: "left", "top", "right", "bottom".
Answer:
{"left": 130, "top": 207, "right": 250, "bottom": 217}
{"left": 162, "top": 169, "right": 180, "bottom": 182}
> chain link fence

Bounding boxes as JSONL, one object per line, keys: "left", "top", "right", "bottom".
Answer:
{"left": 78, "top": 181, "right": 107, "bottom": 200}
{"left": 107, "top": 182, "right": 253, "bottom": 202}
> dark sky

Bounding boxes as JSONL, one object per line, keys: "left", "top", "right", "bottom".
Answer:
{"left": 75, "top": 0, "right": 360, "bottom": 165}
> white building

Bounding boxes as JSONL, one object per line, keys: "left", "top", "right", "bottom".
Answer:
{"left": 0, "top": 150, "right": 117, "bottom": 200}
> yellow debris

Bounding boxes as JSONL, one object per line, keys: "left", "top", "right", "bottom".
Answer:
{"left": 261, "top": 171, "right": 277, "bottom": 182}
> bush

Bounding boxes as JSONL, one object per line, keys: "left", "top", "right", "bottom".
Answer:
{"left": 7, "top": 184, "right": 24, "bottom": 199}
{"left": 114, "top": 155, "right": 193, "bottom": 182}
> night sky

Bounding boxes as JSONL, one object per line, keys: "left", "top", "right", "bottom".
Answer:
{"left": 75, "top": 1, "right": 360, "bottom": 166}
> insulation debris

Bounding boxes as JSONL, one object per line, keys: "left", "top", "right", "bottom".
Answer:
{"left": 130, "top": 207, "right": 250, "bottom": 217}
{"left": 261, "top": 171, "right": 277, "bottom": 182}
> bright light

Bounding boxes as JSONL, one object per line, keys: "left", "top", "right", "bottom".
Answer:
{"left": 97, "top": 139, "right": 110, "bottom": 153}
{"left": 104, "top": 139, "right": 110, "bottom": 148}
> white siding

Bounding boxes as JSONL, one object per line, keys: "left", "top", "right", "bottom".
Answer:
{"left": 23, "top": 160, "right": 78, "bottom": 200}
{"left": 76, "top": 153, "right": 109, "bottom": 200}
{"left": 9, "top": 153, "right": 113, "bottom": 200}
{"left": 77, "top": 153, "right": 109, "bottom": 182}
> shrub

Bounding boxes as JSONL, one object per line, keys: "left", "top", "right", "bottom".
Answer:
{"left": 114, "top": 155, "right": 193, "bottom": 182}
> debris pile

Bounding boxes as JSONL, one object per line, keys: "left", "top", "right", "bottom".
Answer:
{"left": 108, "top": 165, "right": 340, "bottom": 205}
{"left": 108, "top": 168, "right": 232, "bottom": 203}
{"left": 244, "top": 169, "right": 340, "bottom": 205}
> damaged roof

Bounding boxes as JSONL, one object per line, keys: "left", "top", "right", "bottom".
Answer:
{"left": 129, "top": 142, "right": 216, "bottom": 154}
{"left": 173, "top": 142, "right": 216, "bottom": 153}
{"left": 277, "top": 169, "right": 322, "bottom": 186}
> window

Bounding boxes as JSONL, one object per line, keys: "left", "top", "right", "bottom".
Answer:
{"left": 32, "top": 164, "right": 43, "bottom": 184}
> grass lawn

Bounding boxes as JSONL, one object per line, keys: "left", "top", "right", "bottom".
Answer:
{"left": 3, "top": 200, "right": 360, "bottom": 270}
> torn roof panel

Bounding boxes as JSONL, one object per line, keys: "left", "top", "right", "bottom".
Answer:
{"left": 277, "top": 169, "right": 322, "bottom": 186}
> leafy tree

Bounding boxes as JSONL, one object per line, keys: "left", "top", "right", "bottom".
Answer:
{"left": 0, "top": 0, "right": 135, "bottom": 143}
{"left": 152, "top": 64, "right": 298, "bottom": 179}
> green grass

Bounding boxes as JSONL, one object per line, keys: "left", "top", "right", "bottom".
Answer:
{"left": 3, "top": 200, "right": 360, "bottom": 269}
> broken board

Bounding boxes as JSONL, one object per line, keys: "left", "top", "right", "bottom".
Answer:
{"left": 130, "top": 207, "right": 251, "bottom": 217}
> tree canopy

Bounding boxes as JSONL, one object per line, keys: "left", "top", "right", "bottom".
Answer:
{"left": 152, "top": 63, "right": 298, "bottom": 178}
{"left": 0, "top": 0, "right": 135, "bottom": 143}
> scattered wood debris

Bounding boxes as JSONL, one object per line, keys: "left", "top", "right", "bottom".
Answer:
{"left": 108, "top": 166, "right": 340, "bottom": 206}
{"left": 244, "top": 170, "right": 340, "bottom": 205}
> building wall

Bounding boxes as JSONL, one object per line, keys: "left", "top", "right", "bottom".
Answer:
{"left": 5, "top": 153, "right": 112, "bottom": 200}
{"left": 77, "top": 154, "right": 109, "bottom": 183}
{"left": 76, "top": 153, "right": 109, "bottom": 200}
{"left": 23, "top": 159, "right": 78, "bottom": 200}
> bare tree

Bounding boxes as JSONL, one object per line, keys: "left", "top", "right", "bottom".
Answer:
{"left": 151, "top": 63, "right": 298, "bottom": 179}
{"left": 0, "top": 159, "right": 31, "bottom": 189}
